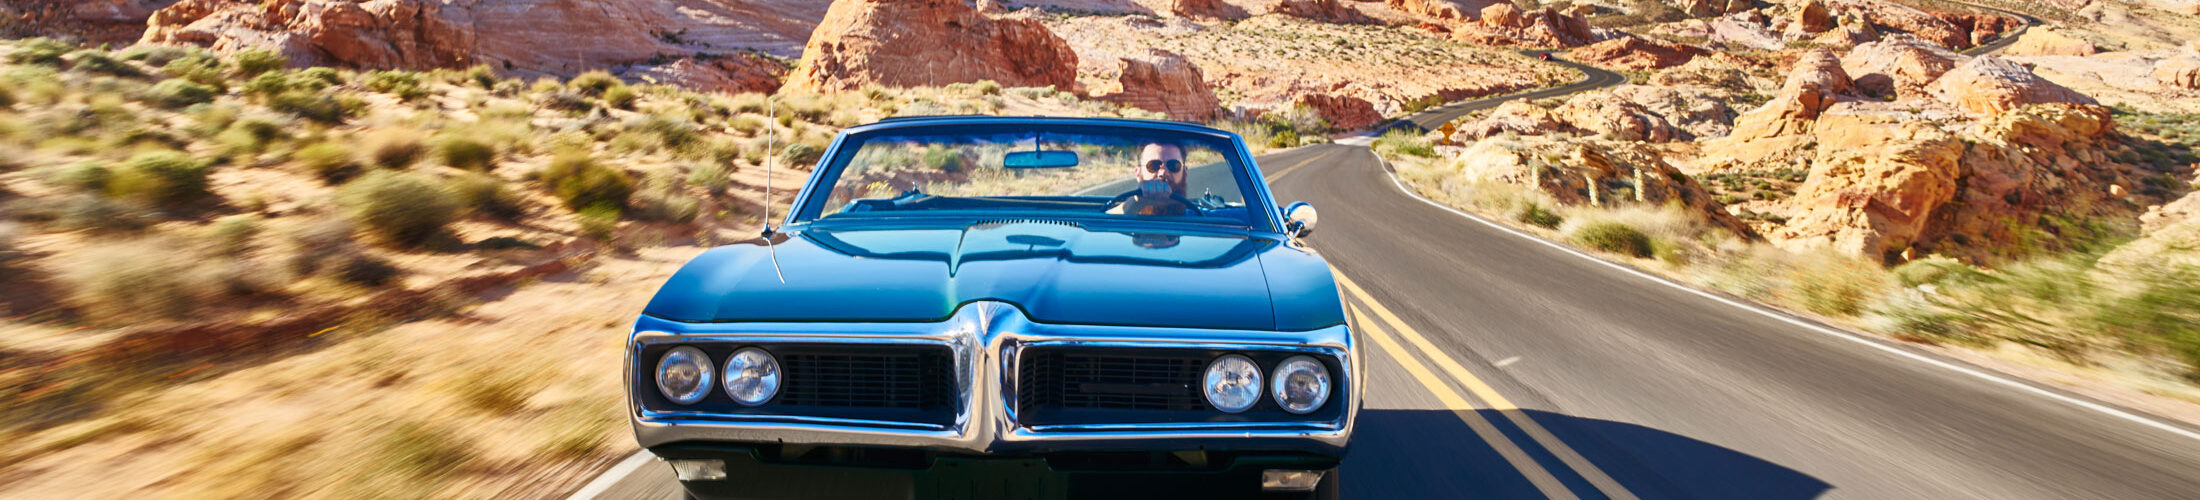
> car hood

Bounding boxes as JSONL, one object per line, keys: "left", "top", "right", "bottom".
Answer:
{"left": 642, "top": 220, "right": 1339, "bottom": 331}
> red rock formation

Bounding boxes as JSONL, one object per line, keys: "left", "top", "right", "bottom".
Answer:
{"left": 1272, "top": 0, "right": 1376, "bottom": 24}
{"left": 626, "top": 53, "right": 786, "bottom": 95}
{"left": 1292, "top": 93, "right": 1381, "bottom": 130}
{"left": 1931, "top": 11, "right": 2019, "bottom": 47}
{"left": 1728, "top": 49, "right": 1852, "bottom": 141}
{"left": 1567, "top": 36, "right": 1707, "bottom": 70}
{"left": 1931, "top": 57, "right": 2097, "bottom": 114}
{"left": 1797, "top": 0, "right": 1834, "bottom": 33}
{"left": 1840, "top": 35, "right": 1960, "bottom": 99}
{"left": 1674, "top": 0, "right": 1752, "bottom": 17}
{"left": 2158, "top": 57, "right": 2200, "bottom": 91}
{"left": 138, "top": 0, "right": 826, "bottom": 81}
{"left": 4, "top": 0, "right": 178, "bottom": 44}
{"left": 781, "top": 0, "right": 1079, "bottom": 93}
{"left": 1830, "top": 0, "right": 1968, "bottom": 49}
{"left": 1454, "top": 4, "right": 1598, "bottom": 48}
{"left": 1171, "top": 0, "right": 1248, "bottom": 20}
{"left": 1095, "top": 49, "right": 1220, "bottom": 122}
{"left": 1386, "top": 0, "right": 1476, "bottom": 21}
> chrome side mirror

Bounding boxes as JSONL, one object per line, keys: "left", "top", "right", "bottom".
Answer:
{"left": 1284, "top": 201, "right": 1318, "bottom": 238}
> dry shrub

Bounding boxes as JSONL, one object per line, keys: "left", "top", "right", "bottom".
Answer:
{"left": 62, "top": 240, "right": 215, "bottom": 321}
{"left": 1570, "top": 221, "right": 1653, "bottom": 258}
{"left": 337, "top": 171, "right": 460, "bottom": 247}
{"left": 433, "top": 134, "right": 496, "bottom": 170}
{"left": 110, "top": 151, "right": 211, "bottom": 207}
{"left": 541, "top": 151, "right": 634, "bottom": 211}
{"left": 365, "top": 130, "right": 426, "bottom": 169}
{"left": 293, "top": 140, "right": 361, "bottom": 184}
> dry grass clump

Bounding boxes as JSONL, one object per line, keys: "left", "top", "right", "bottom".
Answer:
{"left": 109, "top": 151, "right": 210, "bottom": 208}
{"left": 337, "top": 171, "right": 461, "bottom": 247}
{"left": 540, "top": 150, "right": 635, "bottom": 212}
{"left": 60, "top": 239, "right": 218, "bottom": 322}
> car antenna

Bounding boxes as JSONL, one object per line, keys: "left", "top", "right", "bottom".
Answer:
{"left": 763, "top": 93, "right": 786, "bottom": 284}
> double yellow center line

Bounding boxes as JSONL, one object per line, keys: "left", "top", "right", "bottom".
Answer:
{"left": 1333, "top": 270, "right": 1640, "bottom": 500}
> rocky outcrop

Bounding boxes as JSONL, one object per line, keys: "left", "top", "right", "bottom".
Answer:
{"left": 1386, "top": 0, "right": 1475, "bottom": 21}
{"left": 782, "top": 0, "right": 1078, "bottom": 93}
{"left": 1553, "top": 93, "right": 1683, "bottom": 142}
{"left": 1272, "top": 0, "right": 1376, "bottom": 24}
{"left": 1932, "top": 11, "right": 2020, "bottom": 48}
{"left": 2001, "top": 27, "right": 2097, "bottom": 56}
{"left": 1292, "top": 93, "right": 1382, "bottom": 130}
{"left": 3, "top": 0, "right": 178, "bottom": 44}
{"left": 2152, "top": 56, "right": 2200, "bottom": 90}
{"left": 1568, "top": 36, "right": 1707, "bottom": 70}
{"left": 1797, "top": 0, "right": 1834, "bottom": 33}
{"left": 625, "top": 53, "right": 786, "bottom": 95}
{"left": 137, "top": 0, "right": 826, "bottom": 80}
{"left": 1829, "top": 0, "right": 1968, "bottom": 49}
{"left": 1453, "top": 4, "right": 1599, "bottom": 48}
{"left": 1094, "top": 49, "right": 1220, "bottom": 122}
{"left": 1171, "top": 0, "right": 1248, "bottom": 20}
{"left": 1841, "top": 35, "right": 1960, "bottom": 99}
{"left": 1931, "top": 57, "right": 2096, "bottom": 114}
{"left": 1773, "top": 114, "right": 1965, "bottom": 257}
{"left": 1445, "top": 137, "right": 1751, "bottom": 233}
{"left": 1450, "top": 100, "right": 1566, "bottom": 140}
{"left": 1675, "top": 0, "right": 1752, "bottom": 17}
{"left": 1729, "top": 49, "right": 1852, "bottom": 141}
{"left": 1449, "top": 85, "right": 1733, "bottom": 142}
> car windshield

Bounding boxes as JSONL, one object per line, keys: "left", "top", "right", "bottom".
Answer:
{"left": 797, "top": 123, "right": 1264, "bottom": 228}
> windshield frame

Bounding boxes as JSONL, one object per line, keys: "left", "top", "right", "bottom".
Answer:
{"left": 783, "top": 117, "right": 1284, "bottom": 233}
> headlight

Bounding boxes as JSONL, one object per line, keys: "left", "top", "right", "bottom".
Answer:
{"left": 722, "top": 347, "right": 781, "bottom": 406}
{"left": 1203, "top": 354, "right": 1263, "bottom": 413}
{"left": 1271, "top": 355, "right": 1331, "bottom": 414}
{"left": 656, "top": 346, "right": 714, "bottom": 405}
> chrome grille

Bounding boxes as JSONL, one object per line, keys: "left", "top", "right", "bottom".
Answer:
{"left": 1018, "top": 350, "right": 1205, "bottom": 413}
{"left": 779, "top": 349, "right": 953, "bottom": 410}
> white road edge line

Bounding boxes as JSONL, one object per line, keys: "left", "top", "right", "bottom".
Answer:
{"left": 1362, "top": 148, "right": 2200, "bottom": 444}
{"left": 566, "top": 450, "right": 654, "bottom": 500}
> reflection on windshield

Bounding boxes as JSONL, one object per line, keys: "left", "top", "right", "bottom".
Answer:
{"left": 809, "top": 127, "right": 1258, "bottom": 227}
{"left": 800, "top": 223, "right": 1268, "bottom": 272}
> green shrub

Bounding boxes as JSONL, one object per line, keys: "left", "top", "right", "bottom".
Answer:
{"left": 68, "top": 50, "right": 140, "bottom": 77}
{"left": 974, "top": 80, "right": 1002, "bottom": 96}
{"left": 269, "top": 90, "right": 348, "bottom": 123}
{"left": 291, "top": 67, "right": 342, "bottom": 90}
{"left": 338, "top": 171, "right": 461, "bottom": 246}
{"left": 1891, "top": 255, "right": 1979, "bottom": 288}
{"left": 241, "top": 71, "right": 293, "bottom": 98}
{"left": 448, "top": 172, "right": 524, "bottom": 221}
{"left": 1514, "top": 202, "right": 1563, "bottom": 229}
{"left": 231, "top": 49, "right": 287, "bottom": 77}
{"left": 216, "top": 117, "right": 285, "bottom": 156}
{"left": 144, "top": 79, "right": 218, "bottom": 109}
{"left": 463, "top": 65, "right": 497, "bottom": 88}
{"left": 686, "top": 161, "right": 731, "bottom": 193}
{"left": 62, "top": 241, "right": 210, "bottom": 321}
{"left": 631, "top": 175, "right": 700, "bottom": 223}
{"left": 209, "top": 215, "right": 261, "bottom": 255}
{"left": 366, "top": 131, "right": 426, "bottom": 169}
{"left": 52, "top": 194, "right": 150, "bottom": 232}
{"left": 1571, "top": 221, "right": 1653, "bottom": 258}
{"left": 161, "top": 53, "right": 226, "bottom": 89}
{"left": 7, "top": 38, "right": 73, "bottom": 67}
{"left": 541, "top": 151, "right": 634, "bottom": 211}
{"left": 603, "top": 85, "right": 638, "bottom": 110}
{"left": 539, "top": 90, "right": 593, "bottom": 113}
{"left": 1792, "top": 253, "right": 1889, "bottom": 317}
{"left": 329, "top": 250, "right": 402, "bottom": 287}
{"left": 434, "top": 135, "right": 496, "bottom": 170}
{"left": 364, "top": 70, "right": 427, "bottom": 100}
{"left": 577, "top": 205, "right": 620, "bottom": 241}
{"left": 118, "top": 45, "right": 195, "bottom": 66}
{"left": 781, "top": 142, "right": 822, "bottom": 168}
{"left": 294, "top": 141, "right": 362, "bottom": 184}
{"left": 111, "top": 151, "right": 212, "bottom": 207}
{"left": 51, "top": 162, "right": 112, "bottom": 192}
{"left": 1268, "top": 129, "right": 1299, "bottom": 149}
{"left": 568, "top": 71, "right": 621, "bottom": 97}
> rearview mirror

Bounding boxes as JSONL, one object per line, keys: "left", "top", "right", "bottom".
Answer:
{"left": 1284, "top": 202, "right": 1317, "bottom": 238}
{"left": 1004, "top": 150, "right": 1079, "bottom": 169}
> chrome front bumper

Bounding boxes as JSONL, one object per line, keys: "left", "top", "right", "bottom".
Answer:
{"left": 628, "top": 301, "right": 1358, "bottom": 456}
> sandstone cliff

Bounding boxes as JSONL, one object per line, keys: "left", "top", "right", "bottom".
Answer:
{"left": 1093, "top": 49, "right": 1222, "bottom": 122}
{"left": 781, "top": 0, "right": 1080, "bottom": 93}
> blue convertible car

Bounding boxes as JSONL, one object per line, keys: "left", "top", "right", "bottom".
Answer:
{"left": 627, "top": 116, "right": 1357, "bottom": 499}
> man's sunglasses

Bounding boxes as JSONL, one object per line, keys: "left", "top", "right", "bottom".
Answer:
{"left": 1144, "top": 159, "right": 1183, "bottom": 173}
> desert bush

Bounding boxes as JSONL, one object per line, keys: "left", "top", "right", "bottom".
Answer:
{"left": 329, "top": 249, "right": 402, "bottom": 287}
{"left": 67, "top": 50, "right": 140, "bottom": 77}
{"left": 631, "top": 174, "right": 700, "bottom": 223}
{"left": 686, "top": 161, "right": 731, "bottom": 193}
{"left": 62, "top": 240, "right": 212, "bottom": 320}
{"left": 539, "top": 90, "right": 592, "bottom": 113}
{"left": 209, "top": 215, "right": 261, "bottom": 255}
{"left": 364, "top": 70, "right": 427, "bottom": 100}
{"left": 1264, "top": 105, "right": 1329, "bottom": 135}
{"left": 118, "top": 45, "right": 195, "bottom": 66}
{"left": 269, "top": 90, "right": 348, "bottom": 123}
{"left": 603, "top": 85, "right": 638, "bottom": 110}
{"left": 1374, "top": 129, "right": 1436, "bottom": 158}
{"left": 1790, "top": 252, "right": 1889, "bottom": 316}
{"left": 577, "top": 205, "right": 620, "bottom": 241}
{"left": 216, "top": 117, "right": 286, "bottom": 156}
{"left": 50, "top": 162, "right": 112, "bottom": 192}
{"left": 568, "top": 71, "right": 622, "bottom": 97}
{"left": 541, "top": 151, "right": 634, "bottom": 211}
{"left": 366, "top": 130, "right": 426, "bottom": 169}
{"left": 291, "top": 67, "right": 343, "bottom": 89}
{"left": 231, "top": 49, "right": 286, "bottom": 77}
{"left": 1514, "top": 201, "right": 1564, "bottom": 229}
{"left": 448, "top": 172, "right": 524, "bottom": 221}
{"left": 449, "top": 368, "right": 535, "bottom": 412}
{"left": 1571, "top": 221, "right": 1653, "bottom": 258}
{"left": 2090, "top": 270, "right": 2200, "bottom": 375}
{"left": 434, "top": 135, "right": 496, "bottom": 170}
{"left": 294, "top": 141, "right": 362, "bottom": 184}
{"left": 7, "top": 38, "right": 72, "bottom": 67}
{"left": 1891, "top": 255, "right": 1980, "bottom": 288}
{"left": 144, "top": 79, "right": 217, "bottom": 109}
{"left": 974, "top": 80, "right": 1003, "bottom": 96}
{"left": 161, "top": 53, "right": 226, "bottom": 89}
{"left": 241, "top": 71, "right": 293, "bottom": 98}
{"left": 1269, "top": 129, "right": 1299, "bottom": 149}
{"left": 463, "top": 65, "right": 497, "bottom": 88}
{"left": 781, "top": 141, "right": 823, "bottom": 168}
{"left": 51, "top": 194, "right": 151, "bottom": 232}
{"left": 375, "top": 422, "right": 474, "bottom": 479}
{"left": 338, "top": 171, "right": 461, "bottom": 246}
{"left": 111, "top": 151, "right": 211, "bottom": 207}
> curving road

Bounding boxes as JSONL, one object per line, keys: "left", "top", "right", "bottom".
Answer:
{"left": 569, "top": 51, "right": 2200, "bottom": 500}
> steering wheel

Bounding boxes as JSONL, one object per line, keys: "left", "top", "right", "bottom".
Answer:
{"left": 1102, "top": 188, "right": 1204, "bottom": 216}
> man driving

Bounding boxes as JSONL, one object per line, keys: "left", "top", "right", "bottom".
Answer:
{"left": 1122, "top": 142, "right": 1189, "bottom": 217}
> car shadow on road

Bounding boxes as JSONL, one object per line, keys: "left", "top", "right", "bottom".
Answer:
{"left": 1344, "top": 409, "right": 1830, "bottom": 499}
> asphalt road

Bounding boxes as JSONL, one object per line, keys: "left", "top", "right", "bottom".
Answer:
{"left": 1385, "top": 51, "right": 1627, "bottom": 134}
{"left": 571, "top": 50, "right": 2200, "bottom": 499}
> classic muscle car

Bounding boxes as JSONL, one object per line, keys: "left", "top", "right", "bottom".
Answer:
{"left": 627, "top": 116, "right": 1357, "bottom": 499}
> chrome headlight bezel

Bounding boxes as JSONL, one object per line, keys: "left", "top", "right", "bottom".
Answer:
{"left": 656, "top": 345, "right": 715, "bottom": 405}
{"left": 722, "top": 347, "right": 782, "bottom": 407}
{"left": 1271, "top": 355, "right": 1331, "bottom": 414}
{"left": 1203, "top": 354, "right": 1264, "bottom": 413}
